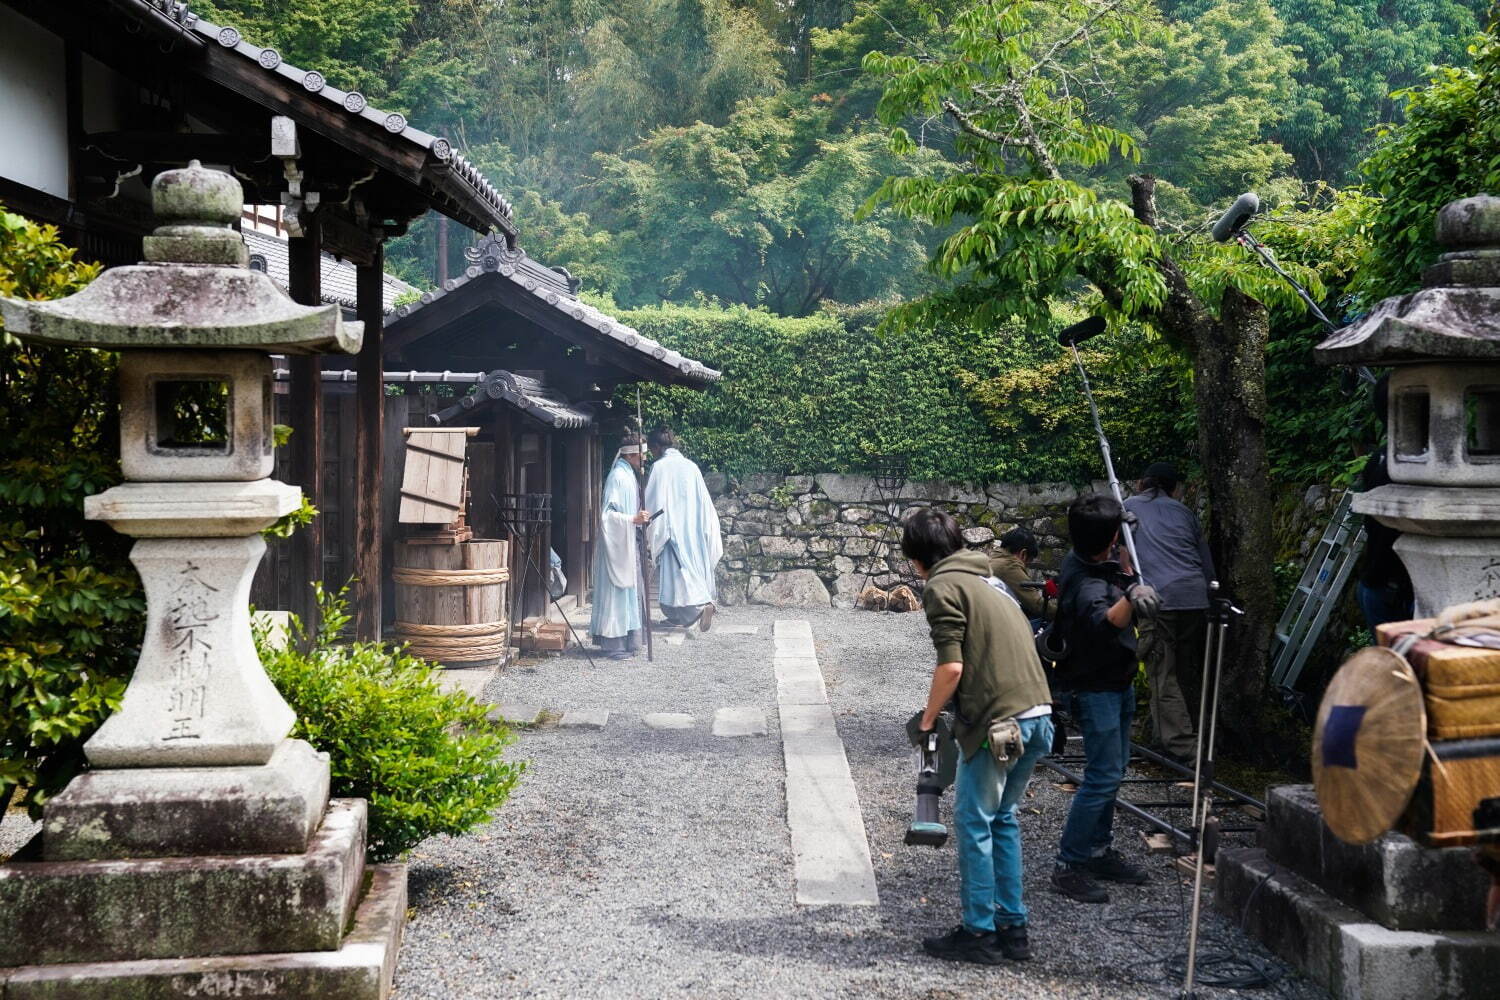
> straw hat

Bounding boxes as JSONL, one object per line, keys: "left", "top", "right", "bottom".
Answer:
{"left": 1312, "top": 646, "right": 1426, "bottom": 845}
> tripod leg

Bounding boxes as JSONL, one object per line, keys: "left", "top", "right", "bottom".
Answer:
{"left": 1190, "top": 609, "right": 1216, "bottom": 831}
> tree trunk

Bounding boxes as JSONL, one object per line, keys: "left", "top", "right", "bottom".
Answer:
{"left": 1194, "top": 289, "right": 1277, "bottom": 750}
{"left": 1112, "top": 175, "right": 1280, "bottom": 756}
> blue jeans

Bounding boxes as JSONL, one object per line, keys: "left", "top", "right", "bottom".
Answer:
{"left": 1357, "top": 581, "right": 1413, "bottom": 632}
{"left": 1056, "top": 689, "right": 1134, "bottom": 866}
{"left": 954, "top": 714, "right": 1055, "bottom": 932}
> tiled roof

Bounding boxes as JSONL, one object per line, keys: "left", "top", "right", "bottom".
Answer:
{"left": 243, "top": 230, "right": 418, "bottom": 313}
{"left": 431, "top": 370, "right": 594, "bottom": 429}
{"left": 390, "top": 234, "right": 721, "bottom": 386}
{"left": 135, "top": 1, "right": 513, "bottom": 232}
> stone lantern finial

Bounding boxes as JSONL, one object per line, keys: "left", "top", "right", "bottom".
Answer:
{"left": 0, "top": 160, "right": 361, "bottom": 355}
{"left": 1315, "top": 194, "right": 1500, "bottom": 366}
{"left": 1427, "top": 195, "right": 1500, "bottom": 288}
{"left": 143, "top": 159, "right": 251, "bottom": 267}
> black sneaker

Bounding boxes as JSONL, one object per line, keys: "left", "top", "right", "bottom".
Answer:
{"left": 993, "top": 924, "right": 1031, "bottom": 961}
{"left": 1085, "top": 848, "right": 1150, "bottom": 884}
{"left": 921, "top": 926, "right": 1004, "bottom": 965}
{"left": 1051, "top": 863, "right": 1109, "bottom": 903}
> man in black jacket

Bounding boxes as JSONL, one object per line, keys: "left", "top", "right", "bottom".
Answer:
{"left": 1050, "top": 493, "right": 1155, "bottom": 903}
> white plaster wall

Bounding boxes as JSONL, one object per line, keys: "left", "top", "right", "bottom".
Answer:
{"left": 0, "top": 7, "right": 68, "bottom": 199}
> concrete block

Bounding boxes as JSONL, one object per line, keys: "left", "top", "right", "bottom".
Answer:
{"left": 643, "top": 713, "right": 694, "bottom": 731}
{"left": 1216, "top": 846, "right": 1500, "bottom": 1000}
{"left": 1265, "top": 784, "right": 1488, "bottom": 930}
{"left": 559, "top": 710, "right": 609, "bottom": 730}
{"left": 711, "top": 707, "right": 767, "bottom": 738}
{"left": 434, "top": 665, "right": 498, "bottom": 701}
{"left": 43, "top": 739, "right": 330, "bottom": 861}
{"left": 0, "top": 800, "right": 366, "bottom": 967}
{"left": 0, "top": 863, "right": 406, "bottom": 1000}
{"left": 773, "top": 619, "right": 813, "bottom": 638}
{"left": 714, "top": 624, "right": 759, "bottom": 636}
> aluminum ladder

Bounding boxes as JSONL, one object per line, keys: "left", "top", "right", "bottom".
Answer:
{"left": 1269, "top": 490, "right": 1366, "bottom": 693}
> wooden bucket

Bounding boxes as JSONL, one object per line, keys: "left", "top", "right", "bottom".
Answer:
{"left": 393, "top": 538, "right": 509, "bottom": 668}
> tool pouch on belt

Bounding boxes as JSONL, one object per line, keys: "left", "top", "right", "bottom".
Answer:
{"left": 988, "top": 717, "right": 1024, "bottom": 766}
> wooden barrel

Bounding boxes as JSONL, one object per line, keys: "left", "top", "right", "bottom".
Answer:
{"left": 394, "top": 538, "right": 509, "bottom": 668}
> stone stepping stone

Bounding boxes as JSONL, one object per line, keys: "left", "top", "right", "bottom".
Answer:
{"left": 559, "top": 710, "right": 609, "bottom": 730}
{"left": 486, "top": 703, "right": 543, "bottom": 726}
{"left": 662, "top": 633, "right": 686, "bottom": 646}
{"left": 643, "top": 712, "right": 695, "bottom": 731}
{"left": 714, "top": 624, "right": 759, "bottom": 636}
{"left": 711, "top": 707, "right": 768, "bottom": 738}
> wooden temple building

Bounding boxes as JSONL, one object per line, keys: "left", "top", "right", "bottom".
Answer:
{"left": 0, "top": 0, "right": 720, "bottom": 651}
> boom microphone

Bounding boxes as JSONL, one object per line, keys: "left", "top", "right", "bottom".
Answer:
{"left": 1211, "top": 192, "right": 1261, "bottom": 243}
{"left": 1056, "top": 315, "right": 1107, "bottom": 347}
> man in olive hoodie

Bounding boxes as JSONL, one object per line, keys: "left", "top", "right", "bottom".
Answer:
{"left": 905, "top": 508, "right": 1055, "bottom": 966}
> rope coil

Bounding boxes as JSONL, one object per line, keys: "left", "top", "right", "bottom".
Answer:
{"left": 393, "top": 567, "right": 511, "bottom": 587}
{"left": 394, "top": 620, "right": 507, "bottom": 637}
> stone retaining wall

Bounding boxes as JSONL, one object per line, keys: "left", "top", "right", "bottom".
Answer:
{"left": 709, "top": 472, "right": 1098, "bottom": 609}
{"left": 710, "top": 473, "right": 1337, "bottom": 610}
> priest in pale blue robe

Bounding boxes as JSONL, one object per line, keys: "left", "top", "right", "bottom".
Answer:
{"left": 590, "top": 434, "right": 650, "bottom": 659}
{"left": 645, "top": 425, "right": 723, "bottom": 631}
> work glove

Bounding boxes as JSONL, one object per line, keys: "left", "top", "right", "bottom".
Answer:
{"left": 1126, "top": 581, "right": 1161, "bottom": 617}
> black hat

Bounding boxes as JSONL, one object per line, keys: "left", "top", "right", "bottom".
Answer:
{"left": 1143, "top": 461, "right": 1178, "bottom": 482}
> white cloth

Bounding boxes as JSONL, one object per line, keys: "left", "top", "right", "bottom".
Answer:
{"left": 644, "top": 448, "right": 723, "bottom": 607}
{"left": 590, "top": 458, "right": 643, "bottom": 640}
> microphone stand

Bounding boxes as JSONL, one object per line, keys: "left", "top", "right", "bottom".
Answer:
{"left": 1180, "top": 584, "right": 1243, "bottom": 1000}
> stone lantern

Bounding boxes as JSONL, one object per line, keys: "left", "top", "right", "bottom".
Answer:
{"left": 0, "top": 164, "right": 404, "bottom": 997}
{"left": 1316, "top": 195, "right": 1500, "bottom": 615}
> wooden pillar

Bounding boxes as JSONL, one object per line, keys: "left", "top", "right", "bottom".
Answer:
{"left": 353, "top": 243, "right": 385, "bottom": 641}
{"left": 287, "top": 217, "right": 323, "bottom": 632}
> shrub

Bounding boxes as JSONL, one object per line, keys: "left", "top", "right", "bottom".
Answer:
{"left": 0, "top": 207, "right": 138, "bottom": 819}
{"left": 255, "top": 586, "right": 524, "bottom": 861}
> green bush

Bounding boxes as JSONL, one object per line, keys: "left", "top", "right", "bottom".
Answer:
{"left": 0, "top": 207, "right": 139, "bottom": 819}
{"left": 255, "top": 586, "right": 524, "bottom": 861}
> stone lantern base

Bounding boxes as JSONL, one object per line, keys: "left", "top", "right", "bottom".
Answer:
{"left": 0, "top": 791, "right": 407, "bottom": 999}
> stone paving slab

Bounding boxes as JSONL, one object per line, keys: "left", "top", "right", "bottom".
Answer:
{"left": 711, "top": 707, "right": 768, "bottom": 738}
{"left": 434, "top": 666, "right": 499, "bottom": 701}
{"left": 714, "top": 624, "right": 759, "bottom": 635}
{"left": 663, "top": 633, "right": 686, "bottom": 646}
{"left": 486, "top": 703, "right": 543, "bottom": 726}
{"left": 642, "top": 713, "right": 695, "bottom": 731}
{"left": 773, "top": 619, "right": 813, "bottom": 638}
{"left": 772, "top": 620, "right": 878, "bottom": 908}
{"left": 559, "top": 710, "right": 610, "bottom": 730}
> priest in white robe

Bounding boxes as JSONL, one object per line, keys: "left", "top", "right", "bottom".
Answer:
{"left": 590, "top": 434, "right": 650, "bottom": 659}
{"left": 644, "top": 425, "right": 723, "bottom": 631}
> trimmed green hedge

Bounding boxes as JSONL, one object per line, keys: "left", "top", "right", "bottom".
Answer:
{"left": 622, "top": 301, "right": 1192, "bottom": 484}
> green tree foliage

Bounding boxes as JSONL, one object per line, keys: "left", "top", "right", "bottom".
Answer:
{"left": 257, "top": 586, "right": 523, "bottom": 861}
{"left": 1353, "top": 19, "right": 1500, "bottom": 303}
{"left": 589, "top": 101, "right": 943, "bottom": 313}
{"left": 0, "top": 210, "right": 139, "bottom": 819}
{"left": 626, "top": 302, "right": 1188, "bottom": 482}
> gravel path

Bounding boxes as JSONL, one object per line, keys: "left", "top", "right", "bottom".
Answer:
{"left": 392, "top": 605, "right": 1327, "bottom": 1000}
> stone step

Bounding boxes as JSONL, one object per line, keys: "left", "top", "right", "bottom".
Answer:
{"left": 1216, "top": 846, "right": 1500, "bottom": 1000}
{"left": 0, "top": 863, "right": 406, "bottom": 1000}
{"left": 1264, "top": 784, "right": 1488, "bottom": 930}
{"left": 0, "top": 799, "right": 366, "bottom": 967}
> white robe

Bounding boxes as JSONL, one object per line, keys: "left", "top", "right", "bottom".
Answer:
{"left": 590, "top": 458, "right": 643, "bottom": 640}
{"left": 644, "top": 448, "right": 723, "bottom": 608}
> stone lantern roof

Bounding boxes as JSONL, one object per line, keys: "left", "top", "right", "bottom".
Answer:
{"left": 0, "top": 161, "right": 361, "bottom": 355}
{"left": 1315, "top": 195, "right": 1500, "bottom": 365}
